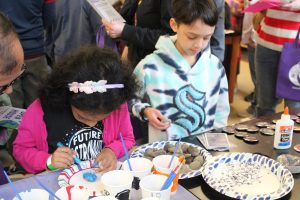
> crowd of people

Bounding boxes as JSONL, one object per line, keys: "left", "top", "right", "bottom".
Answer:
{"left": 0, "top": 0, "right": 299, "bottom": 179}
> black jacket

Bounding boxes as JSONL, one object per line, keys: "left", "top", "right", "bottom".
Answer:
{"left": 120, "top": 0, "right": 174, "bottom": 67}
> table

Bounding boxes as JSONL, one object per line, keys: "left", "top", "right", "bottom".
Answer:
{"left": 224, "top": 31, "right": 241, "bottom": 103}
{"left": 0, "top": 166, "right": 198, "bottom": 200}
{"left": 2, "top": 111, "right": 300, "bottom": 200}
{"left": 180, "top": 110, "right": 300, "bottom": 200}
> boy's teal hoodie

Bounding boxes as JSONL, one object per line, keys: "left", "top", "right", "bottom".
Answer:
{"left": 130, "top": 35, "right": 230, "bottom": 140}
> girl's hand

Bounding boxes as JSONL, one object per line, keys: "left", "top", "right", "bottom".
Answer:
{"left": 144, "top": 107, "right": 171, "bottom": 130}
{"left": 51, "top": 147, "right": 75, "bottom": 169}
{"left": 95, "top": 148, "right": 117, "bottom": 173}
{"left": 281, "top": 0, "right": 300, "bottom": 10}
{"left": 102, "top": 19, "right": 125, "bottom": 38}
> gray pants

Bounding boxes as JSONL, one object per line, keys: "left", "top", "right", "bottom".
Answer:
{"left": 255, "top": 44, "right": 300, "bottom": 116}
{"left": 248, "top": 46, "right": 256, "bottom": 106}
{"left": 9, "top": 55, "right": 51, "bottom": 108}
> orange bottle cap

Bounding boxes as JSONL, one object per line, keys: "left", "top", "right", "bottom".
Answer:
{"left": 284, "top": 107, "right": 289, "bottom": 115}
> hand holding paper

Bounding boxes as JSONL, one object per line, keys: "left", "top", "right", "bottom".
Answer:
{"left": 87, "top": 0, "right": 125, "bottom": 23}
{"left": 102, "top": 19, "right": 125, "bottom": 38}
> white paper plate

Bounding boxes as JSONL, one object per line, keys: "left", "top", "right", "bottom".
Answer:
{"left": 130, "top": 141, "right": 212, "bottom": 179}
{"left": 202, "top": 153, "right": 294, "bottom": 199}
{"left": 57, "top": 160, "right": 122, "bottom": 192}
{"left": 55, "top": 185, "right": 100, "bottom": 200}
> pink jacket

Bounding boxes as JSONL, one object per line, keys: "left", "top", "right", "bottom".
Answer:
{"left": 13, "top": 100, "right": 135, "bottom": 174}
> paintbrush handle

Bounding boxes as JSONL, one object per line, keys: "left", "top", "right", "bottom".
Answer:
{"left": 168, "top": 138, "right": 182, "bottom": 168}
{"left": 160, "top": 171, "right": 176, "bottom": 191}
{"left": 3, "top": 170, "right": 22, "bottom": 200}
{"left": 120, "top": 132, "right": 132, "bottom": 171}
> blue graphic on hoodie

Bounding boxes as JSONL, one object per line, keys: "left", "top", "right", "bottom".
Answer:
{"left": 173, "top": 85, "right": 206, "bottom": 133}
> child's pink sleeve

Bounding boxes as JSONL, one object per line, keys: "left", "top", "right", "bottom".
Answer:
{"left": 13, "top": 100, "right": 50, "bottom": 174}
{"left": 105, "top": 103, "right": 135, "bottom": 158}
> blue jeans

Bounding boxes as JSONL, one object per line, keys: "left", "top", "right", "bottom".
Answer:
{"left": 255, "top": 44, "right": 300, "bottom": 116}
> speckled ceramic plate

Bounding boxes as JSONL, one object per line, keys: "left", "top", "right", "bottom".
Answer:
{"left": 202, "top": 153, "right": 294, "bottom": 200}
{"left": 130, "top": 141, "right": 212, "bottom": 179}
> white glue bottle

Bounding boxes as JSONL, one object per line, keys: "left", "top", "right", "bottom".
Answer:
{"left": 274, "top": 107, "right": 294, "bottom": 149}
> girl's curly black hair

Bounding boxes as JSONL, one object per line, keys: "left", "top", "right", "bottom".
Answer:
{"left": 39, "top": 45, "right": 139, "bottom": 114}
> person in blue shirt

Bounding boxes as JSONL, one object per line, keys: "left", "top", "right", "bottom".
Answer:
{"left": 0, "top": 0, "right": 55, "bottom": 109}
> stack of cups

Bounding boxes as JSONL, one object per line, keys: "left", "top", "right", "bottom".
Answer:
{"left": 101, "top": 170, "right": 133, "bottom": 199}
{"left": 152, "top": 155, "right": 180, "bottom": 194}
{"left": 139, "top": 174, "right": 173, "bottom": 200}
{"left": 122, "top": 157, "right": 154, "bottom": 200}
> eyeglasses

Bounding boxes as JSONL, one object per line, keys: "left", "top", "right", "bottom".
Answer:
{"left": 0, "top": 63, "right": 27, "bottom": 95}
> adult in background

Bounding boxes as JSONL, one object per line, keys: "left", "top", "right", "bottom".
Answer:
{"left": 0, "top": 13, "right": 25, "bottom": 185}
{"left": 45, "top": 0, "right": 103, "bottom": 64}
{"left": 0, "top": 0, "right": 55, "bottom": 108}
{"left": 240, "top": 10, "right": 258, "bottom": 115}
{"left": 255, "top": 0, "right": 300, "bottom": 116}
{"left": 211, "top": 0, "right": 226, "bottom": 62}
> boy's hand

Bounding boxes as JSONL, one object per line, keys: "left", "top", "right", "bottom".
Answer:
{"left": 94, "top": 148, "right": 117, "bottom": 173}
{"left": 102, "top": 19, "right": 125, "bottom": 38}
{"left": 144, "top": 107, "right": 171, "bottom": 130}
{"left": 51, "top": 147, "right": 75, "bottom": 169}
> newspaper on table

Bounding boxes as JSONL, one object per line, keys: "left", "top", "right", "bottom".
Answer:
{"left": 0, "top": 106, "right": 25, "bottom": 129}
{"left": 197, "top": 132, "right": 230, "bottom": 151}
{"left": 87, "top": 0, "right": 125, "bottom": 23}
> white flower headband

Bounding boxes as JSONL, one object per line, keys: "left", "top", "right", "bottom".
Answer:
{"left": 68, "top": 80, "right": 124, "bottom": 94}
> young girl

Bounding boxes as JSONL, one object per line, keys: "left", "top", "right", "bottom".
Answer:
{"left": 13, "top": 46, "right": 138, "bottom": 174}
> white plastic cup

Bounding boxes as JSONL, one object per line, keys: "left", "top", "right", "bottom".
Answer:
{"left": 152, "top": 155, "right": 180, "bottom": 193}
{"left": 101, "top": 170, "right": 133, "bottom": 199}
{"left": 122, "top": 157, "right": 153, "bottom": 178}
{"left": 139, "top": 174, "right": 172, "bottom": 200}
{"left": 122, "top": 157, "right": 153, "bottom": 200}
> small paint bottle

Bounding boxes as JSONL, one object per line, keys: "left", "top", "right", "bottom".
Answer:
{"left": 274, "top": 107, "right": 294, "bottom": 149}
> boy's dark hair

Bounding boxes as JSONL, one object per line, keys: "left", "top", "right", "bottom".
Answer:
{"left": 0, "top": 12, "right": 19, "bottom": 75}
{"left": 39, "top": 45, "right": 139, "bottom": 114}
{"left": 172, "top": 0, "right": 218, "bottom": 26}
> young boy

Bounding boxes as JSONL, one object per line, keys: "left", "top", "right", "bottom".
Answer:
{"left": 129, "top": 0, "right": 230, "bottom": 142}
